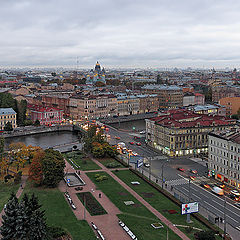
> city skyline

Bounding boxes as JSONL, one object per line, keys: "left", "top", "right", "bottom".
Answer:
{"left": 1, "top": 0, "right": 240, "bottom": 68}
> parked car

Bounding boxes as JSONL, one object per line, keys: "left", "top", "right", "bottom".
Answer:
{"left": 136, "top": 142, "right": 141, "bottom": 146}
{"left": 133, "top": 136, "right": 140, "bottom": 139}
{"left": 71, "top": 203, "right": 77, "bottom": 210}
{"left": 177, "top": 167, "right": 185, "bottom": 172}
{"left": 144, "top": 163, "right": 150, "bottom": 168}
{"left": 129, "top": 142, "right": 134, "bottom": 145}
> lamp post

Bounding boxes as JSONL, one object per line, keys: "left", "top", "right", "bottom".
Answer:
{"left": 223, "top": 195, "right": 227, "bottom": 239}
{"left": 186, "top": 178, "right": 191, "bottom": 223}
{"left": 161, "top": 159, "right": 169, "bottom": 188}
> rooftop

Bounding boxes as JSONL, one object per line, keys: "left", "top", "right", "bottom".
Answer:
{"left": 150, "top": 109, "right": 235, "bottom": 129}
{"left": 209, "top": 129, "right": 240, "bottom": 144}
{"left": 0, "top": 108, "right": 16, "bottom": 115}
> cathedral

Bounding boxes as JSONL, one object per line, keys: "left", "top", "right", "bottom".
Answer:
{"left": 86, "top": 61, "right": 106, "bottom": 85}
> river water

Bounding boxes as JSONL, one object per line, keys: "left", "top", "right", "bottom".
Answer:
{"left": 5, "top": 131, "right": 79, "bottom": 149}
{"left": 110, "top": 119, "right": 146, "bottom": 131}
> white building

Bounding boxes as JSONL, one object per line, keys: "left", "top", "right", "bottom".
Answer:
{"left": 208, "top": 128, "right": 240, "bottom": 189}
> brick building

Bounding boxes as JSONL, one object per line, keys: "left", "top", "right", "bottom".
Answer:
{"left": 219, "top": 97, "right": 240, "bottom": 116}
{"left": 30, "top": 106, "right": 63, "bottom": 125}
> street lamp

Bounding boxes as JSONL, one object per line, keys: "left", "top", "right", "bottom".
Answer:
{"left": 161, "top": 159, "right": 169, "bottom": 188}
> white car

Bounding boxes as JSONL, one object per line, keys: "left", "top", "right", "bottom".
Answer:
{"left": 144, "top": 163, "right": 150, "bottom": 168}
{"left": 139, "top": 130, "right": 146, "bottom": 134}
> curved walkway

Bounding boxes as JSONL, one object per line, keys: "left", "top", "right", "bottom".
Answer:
{"left": 0, "top": 175, "right": 28, "bottom": 227}
{"left": 59, "top": 161, "right": 129, "bottom": 240}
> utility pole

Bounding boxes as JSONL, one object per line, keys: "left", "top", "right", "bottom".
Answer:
{"left": 186, "top": 178, "right": 191, "bottom": 223}
{"left": 161, "top": 160, "right": 169, "bottom": 188}
{"left": 223, "top": 195, "right": 227, "bottom": 238}
{"left": 149, "top": 157, "right": 151, "bottom": 180}
{"left": 166, "top": 226, "right": 169, "bottom": 240}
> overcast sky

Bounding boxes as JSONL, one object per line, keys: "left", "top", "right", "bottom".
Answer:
{"left": 1, "top": 0, "right": 240, "bottom": 68}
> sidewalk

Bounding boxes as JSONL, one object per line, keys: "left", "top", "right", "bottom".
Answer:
{"left": 59, "top": 161, "right": 129, "bottom": 240}
{"left": 91, "top": 158, "right": 191, "bottom": 240}
{"left": 0, "top": 175, "right": 28, "bottom": 227}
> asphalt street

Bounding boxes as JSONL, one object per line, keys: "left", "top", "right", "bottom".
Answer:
{"left": 106, "top": 123, "right": 240, "bottom": 238}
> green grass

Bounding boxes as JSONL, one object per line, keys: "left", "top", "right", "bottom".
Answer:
{"left": 0, "top": 182, "right": 20, "bottom": 211}
{"left": 22, "top": 182, "right": 96, "bottom": 240}
{"left": 113, "top": 170, "right": 216, "bottom": 240}
{"left": 77, "top": 192, "right": 107, "bottom": 216}
{"left": 86, "top": 171, "right": 181, "bottom": 240}
{"left": 64, "top": 151, "right": 101, "bottom": 171}
{"left": 97, "top": 157, "right": 125, "bottom": 168}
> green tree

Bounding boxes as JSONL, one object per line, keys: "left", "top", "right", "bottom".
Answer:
{"left": 34, "top": 119, "right": 41, "bottom": 126}
{"left": 92, "top": 145, "right": 105, "bottom": 158}
{"left": 41, "top": 149, "right": 65, "bottom": 187}
{"left": 0, "top": 137, "right": 5, "bottom": 159}
{"left": 0, "top": 193, "right": 19, "bottom": 240}
{"left": 28, "top": 210, "right": 47, "bottom": 240}
{"left": 17, "top": 100, "right": 27, "bottom": 126}
{"left": 4, "top": 122, "right": 13, "bottom": 131}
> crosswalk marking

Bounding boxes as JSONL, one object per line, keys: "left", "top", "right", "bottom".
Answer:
{"left": 165, "top": 178, "right": 189, "bottom": 186}
{"left": 236, "top": 226, "right": 240, "bottom": 231}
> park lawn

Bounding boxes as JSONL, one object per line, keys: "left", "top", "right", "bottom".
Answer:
{"left": 96, "top": 157, "right": 125, "bottom": 168}
{"left": 86, "top": 171, "right": 181, "bottom": 240}
{"left": 118, "top": 214, "right": 181, "bottom": 240}
{"left": 0, "top": 182, "right": 20, "bottom": 211}
{"left": 64, "top": 151, "right": 101, "bottom": 171}
{"left": 22, "top": 182, "right": 95, "bottom": 240}
{"left": 113, "top": 170, "right": 216, "bottom": 240}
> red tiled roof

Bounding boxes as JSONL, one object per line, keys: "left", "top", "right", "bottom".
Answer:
{"left": 151, "top": 109, "right": 235, "bottom": 128}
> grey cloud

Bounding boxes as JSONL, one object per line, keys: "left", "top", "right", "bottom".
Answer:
{"left": 1, "top": 0, "right": 240, "bottom": 67}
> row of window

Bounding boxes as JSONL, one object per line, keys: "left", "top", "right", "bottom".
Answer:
{"left": 210, "top": 163, "right": 240, "bottom": 180}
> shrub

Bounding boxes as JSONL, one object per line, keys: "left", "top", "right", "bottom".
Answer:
{"left": 106, "top": 162, "right": 120, "bottom": 168}
{"left": 186, "top": 226, "right": 193, "bottom": 233}
{"left": 95, "top": 175, "right": 108, "bottom": 182}
{"left": 95, "top": 174, "right": 100, "bottom": 178}
{"left": 47, "top": 226, "right": 67, "bottom": 238}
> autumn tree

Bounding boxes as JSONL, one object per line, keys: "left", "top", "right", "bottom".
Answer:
{"left": 29, "top": 150, "right": 44, "bottom": 185}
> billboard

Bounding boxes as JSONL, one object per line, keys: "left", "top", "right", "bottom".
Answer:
{"left": 181, "top": 202, "right": 199, "bottom": 215}
{"left": 137, "top": 158, "right": 143, "bottom": 168}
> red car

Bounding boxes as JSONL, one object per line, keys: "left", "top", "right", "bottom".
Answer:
{"left": 136, "top": 142, "right": 141, "bottom": 146}
{"left": 115, "top": 136, "right": 121, "bottom": 140}
{"left": 134, "top": 136, "right": 140, "bottom": 139}
{"left": 129, "top": 142, "right": 134, "bottom": 145}
{"left": 177, "top": 167, "right": 185, "bottom": 172}
{"left": 189, "top": 176, "right": 196, "bottom": 181}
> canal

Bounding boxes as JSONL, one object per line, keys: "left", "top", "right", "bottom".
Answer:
{"left": 5, "top": 131, "right": 79, "bottom": 149}
{"left": 110, "top": 119, "right": 146, "bottom": 131}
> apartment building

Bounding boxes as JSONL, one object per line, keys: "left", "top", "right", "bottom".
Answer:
{"left": 212, "top": 85, "right": 240, "bottom": 102}
{"left": 0, "top": 108, "right": 17, "bottom": 130}
{"left": 208, "top": 129, "right": 240, "bottom": 189}
{"left": 138, "top": 94, "right": 159, "bottom": 113}
{"left": 142, "top": 84, "right": 183, "bottom": 109}
{"left": 42, "top": 94, "right": 70, "bottom": 116}
{"left": 30, "top": 106, "right": 63, "bottom": 125}
{"left": 146, "top": 109, "right": 236, "bottom": 157}
{"left": 117, "top": 95, "right": 140, "bottom": 116}
{"left": 219, "top": 97, "right": 240, "bottom": 116}
{"left": 69, "top": 94, "right": 117, "bottom": 120}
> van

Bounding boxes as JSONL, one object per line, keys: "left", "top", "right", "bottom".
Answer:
{"left": 212, "top": 186, "right": 224, "bottom": 196}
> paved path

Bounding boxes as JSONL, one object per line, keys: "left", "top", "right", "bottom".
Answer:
{"left": 0, "top": 175, "right": 28, "bottom": 227}
{"left": 91, "top": 159, "right": 191, "bottom": 240}
{"left": 59, "top": 161, "right": 129, "bottom": 240}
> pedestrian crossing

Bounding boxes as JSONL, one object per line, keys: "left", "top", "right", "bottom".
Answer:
{"left": 166, "top": 178, "right": 189, "bottom": 186}
{"left": 166, "top": 176, "right": 207, "bottom": 186}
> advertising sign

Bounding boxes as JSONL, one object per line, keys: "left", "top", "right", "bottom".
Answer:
{"left": 181, "top": 202, "right": 199, "bottom": 215}
{"left": 137, "top": 158, "right": 143, "bottom": 168}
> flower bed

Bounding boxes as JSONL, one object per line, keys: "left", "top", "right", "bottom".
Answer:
{"left": 77, "top": 192, "right": 107, "bottom": 216}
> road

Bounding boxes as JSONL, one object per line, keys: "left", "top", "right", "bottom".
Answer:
{"left": 106, "top": 124, "right": 240, "bottom": 239}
